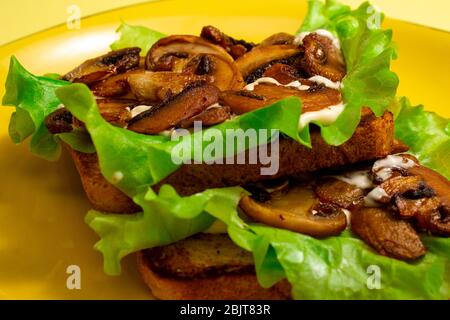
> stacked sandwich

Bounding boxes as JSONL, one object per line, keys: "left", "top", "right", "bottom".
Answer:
{"left": 4, "top": 0, "right": 449, "bottom": 299}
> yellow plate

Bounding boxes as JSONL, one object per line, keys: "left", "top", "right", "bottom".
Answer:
{"left": 0, "top": 0, "right": 449, "bottom": 299}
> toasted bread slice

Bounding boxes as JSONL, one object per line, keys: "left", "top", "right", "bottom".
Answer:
{"left": 137, "top": 233, "right": 291, "bottom": 300}
{"left": 68, "top": 110, "right": 406, "bottom": 213}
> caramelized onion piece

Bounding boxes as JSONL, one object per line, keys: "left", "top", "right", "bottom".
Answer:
{"left": 63, "top": 47, "right": 141, "bottom": 84}
{"left": 127, "top": 71, "right": 213, "bottom": 102}
{"left": 220, "top": 83, "right": 341, "bottom": 115}
{"left": 178, "top": 105, "right": 231, "bottom": 129}
{"left": 240, "top": 185, "right": 347, "bottom": 237}
{"left": 235, "top": 45, "right": 302, "bottom": 82}
{"left": 146, "top": 35, "right": 234, "bottom": 70}
{"left": 128, "top": 83, "right": 220, "bottom": 134}
{"left": 351, "top": 208, "right": 426, "bottom": 260}
{"left": 301, "top": 33, "right": 345, "bottom": 82}
{"left": 314, "top": 178, "right": 365, "bottom": 210}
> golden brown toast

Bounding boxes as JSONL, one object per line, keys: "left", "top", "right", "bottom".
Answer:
{"left": 67, "top": 110, "right": 405, "bottom": 213}
{"left": 136, "top": 233, "right": 291, "bottom": 300}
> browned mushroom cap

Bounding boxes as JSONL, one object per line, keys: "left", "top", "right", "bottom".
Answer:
{"left": 408, "top": 165, "right": 450, "bottom": 209}
{"left": 301, "top": 33, "right": 346, "bottom": 82}
{"left": 314, "top": 178, "right": 365, "bottom": 210}
{"left": 235, "top": 45, "right": 303, "bottom": 83}
{"left": 351, "top": 208, "right": 426, "bottom": 260}
{"left": 260, "top": 33, "right": 295, "bottom": 46}
{"left": 240, "top": 185, "right": 347, "bottom": 238}
{"left": 178, "top": 105, "right": 231, "bottom": 129}
{"left": 375, "top": 175, "right": 430, "bottom": 204}
{"left": 127, "top": 82, "right": 220, "bottom": 135}
{"left": 62, "top": 47, "right": 141, "bottom": 84}
{"left": 406, "top": 165, "right": 450, "bottom": 235}
{"left": 200, "top": 25, "right": 255, "bottom": 59}
{"left": 127, "top": 70, "right": 213, "bottom": 102}
{"left": 146, "top": 35, "right": 234, "bottom": 70}
{"left": 220, "top": 83, "right": 341, "bottom": 115}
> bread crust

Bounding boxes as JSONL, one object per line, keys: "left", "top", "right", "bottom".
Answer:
{"left": 66, "top": 146, "right": 140, "bottom": 213}
{"left": 136, "top": 234, "right": 291, "bottom": 300}
{"left": 67, "top": 111, "right": 404, "bottom": 213}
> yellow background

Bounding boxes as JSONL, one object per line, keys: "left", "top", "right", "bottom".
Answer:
{"left": 1, "top": 0, "right": 450, "bottom": 46}
{"left": 0, "top": 0, "right": 448, "bottom": 299}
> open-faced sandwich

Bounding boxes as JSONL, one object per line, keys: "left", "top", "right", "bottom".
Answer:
{"left": 3, "top": 0, "right": 449, "bottom": 299}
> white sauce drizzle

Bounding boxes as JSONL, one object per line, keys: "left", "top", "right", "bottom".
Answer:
{"left": 206, "top": 102, "right": 224, "bottom": 110}
{"left": 307, "top": 75, "right": 341, "bottom": 90}
{"left": 343, "top": 209, "right": 352, "bottom": 226}
{"left": 364, "top": 186, "right": 388, "bottom": 207}
{"left": 333, "top": 170, "right": 374, "bottom": 190}
{"left": 131, "top": 105, "right": 153, "bottom": 118}
{"left": 244, "top": 76, "right": 341, "bottom": 92}
{"left": 244, "top": 77, "right": 310, "bottom": 91}
{"left": 294, "top": 29, "right": 341, "bottom": 49}
{"left": 298, "top": 102, "right": 345, "bottom": 129}
{"left": 372, "top": 155, "right": 416, "bottom": 182}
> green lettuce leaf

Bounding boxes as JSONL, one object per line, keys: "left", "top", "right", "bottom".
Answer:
{"left": 2, "top": 57, "right": 95, "bottom": 159}
{"left": 110, "top": 22, "right": 165, "bottom": 54}
{"left": 299, "top": 0, "right": 399, "bottom": 145}
{"left": 86, "top": 185, "right": 245, "bottom": 275}
{"left": 87, "top": 183, "right": 450, "bottom": 299}
{"left": 2, "top": 56, "right": 68, "bottom": 160}
{"left": 393, "top": 97, "right": 450, "bottom": 179}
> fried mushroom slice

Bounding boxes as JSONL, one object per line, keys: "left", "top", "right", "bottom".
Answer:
{"left": 220, "top": 83, "right": 341, "bottom": 115}
{"left": 262, "top": 63, "right": 300, "bottom": 84}
{"left": 240, "top": 185, "right": 347, "bottom": 238}
{"left": 301, "top": 33, "right": 345, "bottom": 82}
{"left": 127, "top": 71, "right": 213, "bottom": 102}
{"left": 351, "top": 208, "right": 426, "bottom": 260}
{"left": 45, "top": 108, "right": 74, "bottom": 134}
{"left": 128, "top": 82, "right": 220, "bottom": 134}
{"left": 45, "top": 99, "right": 134, "bottom": 133}
{"left": 200, "top": 25, "right": 255, "bottom": 59}
{"left": 96, "top": 99, "right": 134, "bottom": 127}
{"left": 62, "top": 47, "right": 141, "bottom": 84}
{"left": 183, "top": 54, "right": 244, "bottom": 91}
{"left": 178, "top": 105, "right": 231, "bottom": 129}
{"left": 146, "top": 35, "right": 234, "bottom": 70}
{"left": 314, "top": 178, "right": 365, "bottom": 210}
{"left": 235, "top": 45, "right": 303, "bottom": 82}
{"left": 91, "top": 72, "right": 131, "bottom": 98}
